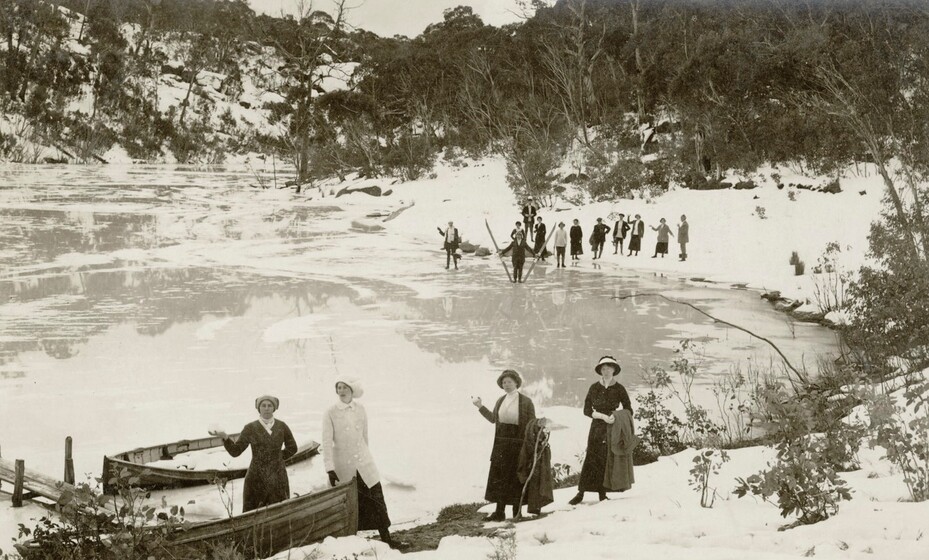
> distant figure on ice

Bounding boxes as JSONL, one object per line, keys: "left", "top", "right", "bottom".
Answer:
{"left": 323, "top": 378, "right": 407, "bottom": 550}
{"left": 650, "top": 218, "right": 673, "bottom": 258}
{"left": 569, "top": 219, "right": 583, "bottom": 260}
{"left": 627, "top": 214, "right": 645, "bottom": 256}
{"left": 554, "top": 222, "right": 568, "bottom": 268}
{"left": 678, "top": 215, "right": 689, "bottom": 261}
{"left": 209, "top": 395, "right": 297, "bottom": 513}
{"left": 568, "top": 357, "right": 633, "bottom": 505}
{"left": 500, "top": 230, "right": 536, "bottom": 283}
{"left": 590, "top": 218, "right": 611, "bottom": 260}
{"left": 437, "top": 221, "right": 461, "bottom": 270}
{"left": 612, "top": 214, "right": 628, "bottom": 255}
{"left": 521, "top": 196, "right": 539, "bottom": 233}
{"left": 533, "top": 216, "right": 549, "bottom": 262}
{"left": 472, "top": 370, "right": 537, "bottom": 521}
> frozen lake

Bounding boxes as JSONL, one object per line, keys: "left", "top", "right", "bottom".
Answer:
{"left": 0, "top": 165, "right": 841, "bottom": 544}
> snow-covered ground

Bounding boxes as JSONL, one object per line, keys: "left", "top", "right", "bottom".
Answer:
{"left": 2, "top": 157, "right": 921, "bottom": 560}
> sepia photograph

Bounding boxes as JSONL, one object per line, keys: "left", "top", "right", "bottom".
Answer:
{"left": 1, "top": 0, "right": 927, "bottom": 558}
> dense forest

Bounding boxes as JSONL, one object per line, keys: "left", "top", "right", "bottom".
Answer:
{"left": 1, "top": 0, "right": 928, "bottom": 209}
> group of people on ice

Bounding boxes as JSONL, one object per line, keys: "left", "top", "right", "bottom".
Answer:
{"left": 207, "top": 355, "right": 635, "bottom": 550}
{"left": 436, "top": 196, "right": 691, "bottom": 280}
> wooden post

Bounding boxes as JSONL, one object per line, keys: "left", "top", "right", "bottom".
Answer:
{"left": 64, "top": 436, "right": 75, "bottom": 485}
{"left": 12, "top": 459, "right": 25, "bottom": 507}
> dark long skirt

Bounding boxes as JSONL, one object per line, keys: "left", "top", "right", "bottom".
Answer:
{"left": 570, "top": 240, "right": 583, "bottom": 256}
{"left": 357, "top": 472, "right": 391, "bottom": 531}
{"left": 484, "top": 424, "right": 523, "bottom": 505}
{"left": 629, "top": 235, "right": 642, "bottom": 252}
{"left": 578, "top": 421, "right": 609, "bottom": 493}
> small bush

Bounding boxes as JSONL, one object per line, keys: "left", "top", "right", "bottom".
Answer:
{"left": 755, "top": 205, "right": 767, "bottom": 219}
{"left": 690, "top": 448, "right": 731, "bottom": 508}
{"left": 16, "top": 468, "right": 188, "bottom": 559}
{"left": 867, "top": 387, "right": 929, "bottom": 502}
{"left": 634, "top": 389, "right": 686, "bottom": 456}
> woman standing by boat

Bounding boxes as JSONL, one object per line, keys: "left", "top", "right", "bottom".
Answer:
{"left": 472, "top": 369, "right": 537, "bottom": 521}
{"left": 209, "top": 395, "right": 298, "bottom": 512}
{"left": 322, "top": 378, "right": 407, "bottom": 550}
{"left": 568, "top": 357, "right": 633, "bottom": 505}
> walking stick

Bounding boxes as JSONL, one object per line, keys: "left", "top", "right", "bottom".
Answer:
{"left": 516, "top": 421, "right": 550, "bottom": 520}
{"left": 523, "top": 226, "right": 558, "bottom": 283}
{"left": 485, "top": 219, "right": 514, "bottom": 283}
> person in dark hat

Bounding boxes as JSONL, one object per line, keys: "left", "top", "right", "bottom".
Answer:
{"left": 568, "top": 357, "right": 633, "bottom": 505}
{"left": 590, "top": 218, "right": 611, "bottom": 260}
{"left": 472, "top": 370, "right": 537, "bottom": 521}
{"left": 322, "top": 377, "right": 408, "bottom": 550}
{"left": 209, "top": 395, "right": 298, "bottom": 512}
{"left": 521, "top": 196, "right": 539, "bottom": 234}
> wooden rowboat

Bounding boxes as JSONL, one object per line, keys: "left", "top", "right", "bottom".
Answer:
{"left": 102, "top": 435, "right": 320, "bottom": 493}
{"left": 15, "top": 479, "right": 359, "bottom": 559}
{"left": 166, "top": 479, "right": 358, "bottom": 557}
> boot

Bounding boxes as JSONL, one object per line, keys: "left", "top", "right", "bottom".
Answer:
{"left": 568, "top": 492, "right": 584, "bottom": 506}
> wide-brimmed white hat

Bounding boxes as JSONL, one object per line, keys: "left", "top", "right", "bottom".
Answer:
{"left": 334, "top": 376, "right": 364, "bottom": 398}
{"left": 594, "top": 356, "right": 622, "bottom": 375}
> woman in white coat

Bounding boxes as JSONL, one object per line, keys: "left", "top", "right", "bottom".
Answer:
{"left": 322, "top": 377, "right": 407, "bottom": 550}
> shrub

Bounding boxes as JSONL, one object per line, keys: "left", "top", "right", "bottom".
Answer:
{"left": 634, "top": 389, "right": 685, "bottom": 456}
{"left": 867, "top": 386, "right": 929, "bottom": 502}
{"left": 734, "top": 381, "right": 862, "bottom": 527}
{"left": 733, "top": 435, "right": 853, "bottom": 527}
{"left": 690, "top": 448, "right": 730, "bottom": 508}
{"left": 16, "top": 468, "right": 188, "bottom": 559}
{"left": 811, "top": 242, "right": 850, "bottom": 313}
{"left": 755, "top": 205, "right": 767, "bottom": 219}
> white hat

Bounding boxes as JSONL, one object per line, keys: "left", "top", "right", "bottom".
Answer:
{"left": 594, "top": 356, "right": 622, "bottom": 375}
{"left": 335, "top": 376, "right": 364, "bottom": 398}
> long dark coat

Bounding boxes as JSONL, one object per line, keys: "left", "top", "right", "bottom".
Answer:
{"left": 569, "top": 225, "right": 584, "bottom": 255}
{"left": 517, "top": 418, "right": 554, "bottom": 512}
{"left": 224, "top": 419, "right": 298, "bottom": 512}
{"left": 478, "top": 393, "right": 536, "bottom": 505}
{"left": 501, "top": 238, "right": 536, "bottom": 267}
{"left": 578, "top": 382, "right": 632, "bottom": 493}
{"left": 533, "top": 222, "right": 547, "bottom": 255}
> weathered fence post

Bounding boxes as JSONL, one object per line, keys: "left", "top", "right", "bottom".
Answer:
{"left": 64, "top": 436, "right": 75, "bottom": 485}
{"left": 12, "top": 459, "right": 25, "bottom": 507}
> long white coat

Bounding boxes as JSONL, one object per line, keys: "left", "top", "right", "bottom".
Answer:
{"left": 322, "top": 401, "right": 381, "bottom": 487}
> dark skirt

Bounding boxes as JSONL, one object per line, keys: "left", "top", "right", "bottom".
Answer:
{"left": 656, "top": 241, "right": 668, "bottom": 254}
{"left": 578, "top": 420, "right": 609, "bottom": 493}
{"left": 570, "top": 240, "right": 583, "bottom": 256}
{"left": 629, "top": 236, "right": 642, "bottom": 251}
{"left": 357, "top": 473, "right": 391, "bottom": 531}
{"left": 485, "top": 423, "right": 523, "bottom": 505}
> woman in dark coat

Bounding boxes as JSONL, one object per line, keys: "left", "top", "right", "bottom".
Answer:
{"left": 533, "top": 216, "right": 549, "bottom": 262}
{"left": 472, "top": 370, "right": 537, "bottom": 521}
{"left": 210, "top": 395, "right": 298, "bottom": 512}
{"left": 500, "top": 230, "right": 536, "bottom": 283}
{"left": 569, "top": 219, "right": 583, "bottom": 260}
{"left": 568, "top": 357, "right": 633, "bottom": 505}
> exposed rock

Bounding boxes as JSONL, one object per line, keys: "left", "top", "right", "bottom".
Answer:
{"left": 336, "top": 185, "right": 383, "bottom": 198}
{"left": 791, "top": 307, "right": 826, "bottom": 323}
{"left": 239, "top": 100, "right": 252, "bottom": 109}
{"left": 460, "top": 242, "right": 478, "bottom": 253}
{"left": 774, "top": 299, "right": 802, "bottom": 312}
{"left": 474, "top": 247, "right": 491, "bottom": 257}
{"left": 733, "top": 180, "right": 756, "bottom": 190}
{"left": 821, "top": 180, "right": 842, "bottom": 194}
{"left": 760, "top": 291, "right": 782, "bottom": 302}
{"left": 777, "top": 183, "right": 785, "bottom": 190}
{"left": 382, "top": 189, "right": 393, "bottom": 196}
{"left": 43, "top": 157, "right": 68, "bottom": 164}
{"left": 350, "top": 220, "right": 385, "bottom": 232}
{"left": 720, "top": 181, "right": 733, "bottom": 189}
{"left": 859, "top": 190, "right": 867, "bottom": 196}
